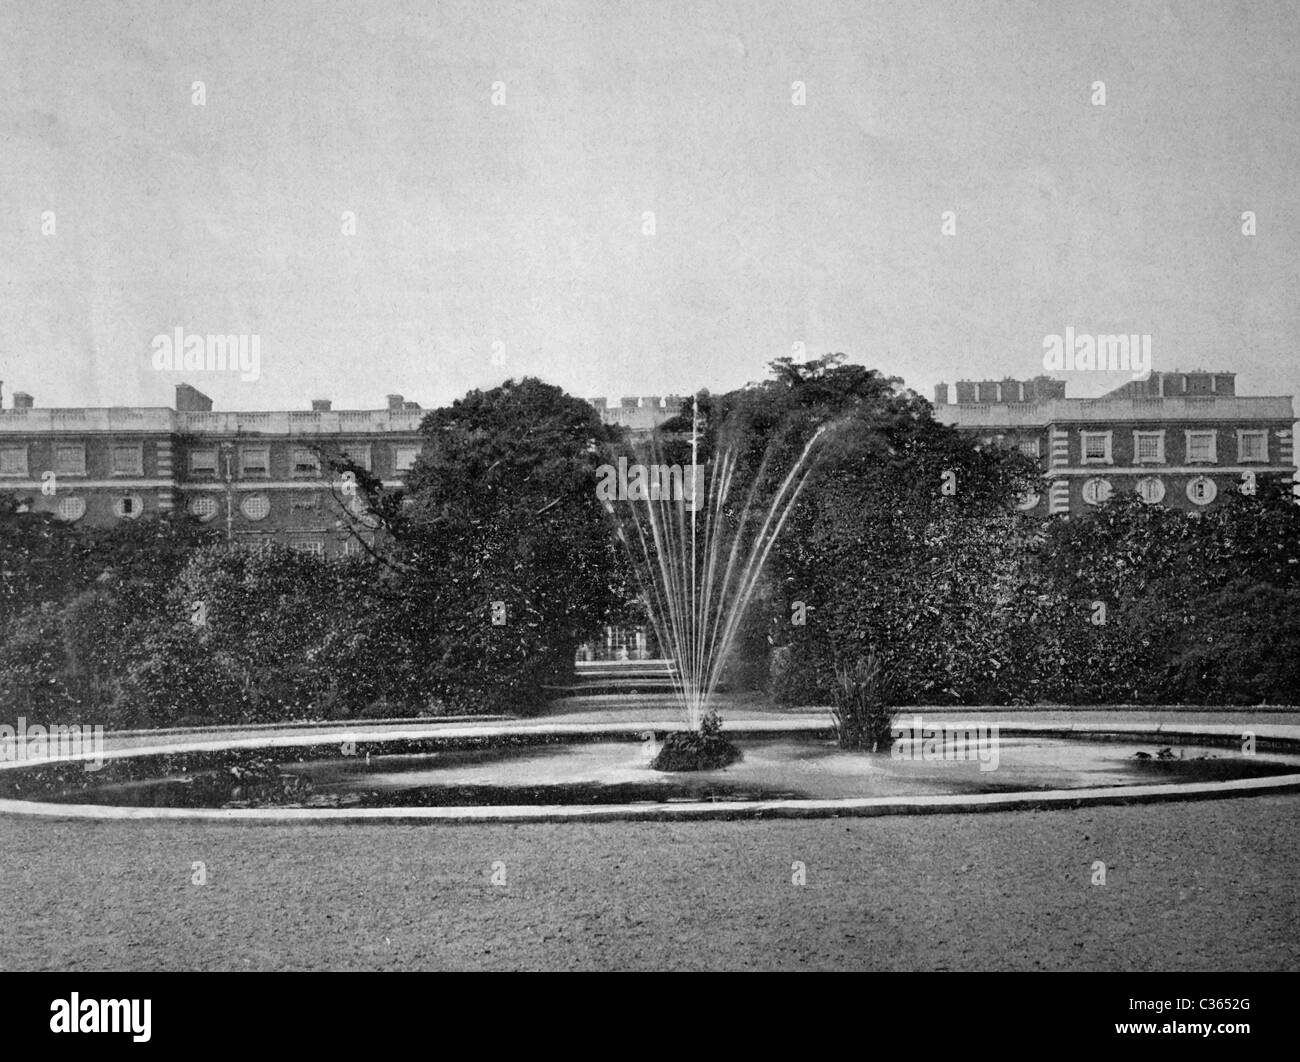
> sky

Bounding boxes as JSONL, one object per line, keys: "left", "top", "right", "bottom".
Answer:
{"left": 1, "top": 0, "right": 1297, "bottom": 413}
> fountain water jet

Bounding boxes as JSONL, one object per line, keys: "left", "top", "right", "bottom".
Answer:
{"left": 608, "top": 399, "right": 826, "bottom": 732}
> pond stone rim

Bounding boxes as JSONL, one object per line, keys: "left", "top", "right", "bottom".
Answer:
{"left": 1, "top": 720, "right": 1296, "bottom": 824}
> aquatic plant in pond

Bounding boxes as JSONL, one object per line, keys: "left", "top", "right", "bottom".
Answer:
{"left": 607, "top": 398, "right": 826, "bottom": 735}
{"left": 830, "top": 651, "right": 897, "bottom": 752}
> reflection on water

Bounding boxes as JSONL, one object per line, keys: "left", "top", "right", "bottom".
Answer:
{"left": 32, "top": 736, "right": 1300, "bottom": 809}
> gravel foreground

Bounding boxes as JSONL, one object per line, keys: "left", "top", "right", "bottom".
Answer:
{"left": 1, "top": 795, "right": 1297, "bottom": 971}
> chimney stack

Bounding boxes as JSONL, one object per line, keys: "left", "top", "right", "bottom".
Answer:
{"left": 174, "top": 384, "right": 213, "bottom": 412}
{"left": 933, "top": 383, "right": 949, "bottom": 406}
{"left": 386, "top": 394, "right": 404, "bottom": 412}
{"left": 13, "top": 392, "right": 34, "bottom": 410}
{"left": 311, "top": 399, "right": 332, "bottom": 411}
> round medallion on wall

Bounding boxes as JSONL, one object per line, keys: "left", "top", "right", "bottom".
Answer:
{"left": 1082, "top": 478, "right": 1112, "bottom": 505}
{"left": 57, "top": 496, "right": 86, "bottom": 522}
{"left": 1017, "top": 490, "right": 1041, "bottom": 511}
{"left": 240, "top": 494, "right": 271, "bottom": 521}
{"left": 1186, "top": 476, "right": 1217, "bottom": 506}
{"left": 189, "top": 496, "right": 219, "bottom": 522}
{"left": 1135, "top": 476, "right": 1166, "bottom": 504}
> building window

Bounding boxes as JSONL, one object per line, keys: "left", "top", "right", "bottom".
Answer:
{"left": 343, "top": 537, "right": 367, "bottom": 556}
{"left": 111, "top": 443, "right": 143, "bottom": 476}
{"left": 1018, "top": 439, "right": 1040, "bottom": 460}
{"left": 1187, "top": 476, "right": 1217, "bottom": 505}
{"left": 56, "top": 496, "right": 86, "bottom": 522}
{"left": 394, "top": 445, "right": 421, "bottom": 472}
{"left": 190, "top": 449, "right": 218, "bottom": 476}
{"left": 1237, "top": 430, "right": 1267, "bottom": 463}
{"left": 289, "top": 539, "right": 324, "bottom": 556}
{"left": 188, "top": 496, "right": 219, "bottom": 522}
{"left": 1080, "top": 431, "right": 1112, "bottom": 464}
{"left": 340, "top": 444, "right": 371, "bottom": 471}
{"left": 1082, "top": 477, "right": 1113, "bottom": 505}
{"left": 240, "top": 447, "right": 270, "bottom": 477}
{"left": 54, "top": 444, "right": 86, "bottom": 475}
{"left": 0, "top": 446, "right": 28, "bottom": 476}
{"left": 291, "top": 448, "right": 320, "bottom": 476}
{"left": 240, "top": 494, "right": 271, "bottom": 521}
{"left": 291, "top": 492, "right": 321, "bottom": 512}
{"left": 1186, "top": 431, "right": 1217, "bottom": 463}
{"left": 1135, "top": 476, "right": 1166, "bottom": 504}
{"left": 113, "top": 495, "right": 143, "bottom": 520}
{"left": 1133, "top": 431, "right": 1165, "bottom": 464}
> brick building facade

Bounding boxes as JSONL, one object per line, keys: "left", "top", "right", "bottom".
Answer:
{"left": 5, "top": 369, "right": 1288, "bottom": 564}
{"left": 0, "top": 383, "right": 425, "bottom": 555}
{"left": 0, "top": 385, "right": 689, "bottom": 563}
{"left": 933, "top": 371, "right": 1297, "bottom": 516}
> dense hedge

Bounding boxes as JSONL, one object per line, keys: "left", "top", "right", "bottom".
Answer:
{"left": 2, "top": 363, "right": 1296, "bottom": 729}
{"left": 761, "top": 484, "right": 1300, "bottom": 708}
{"left": 0, "top": 378, "right": 632, "bottom": 729}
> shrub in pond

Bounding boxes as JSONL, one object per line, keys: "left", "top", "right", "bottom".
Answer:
{"left": 651, "top": 710, "right": 741, "bottom": 772}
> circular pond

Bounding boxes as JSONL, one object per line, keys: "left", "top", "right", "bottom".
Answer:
{"left": 2, "top": 726, "right": 1299, "bottom": 820}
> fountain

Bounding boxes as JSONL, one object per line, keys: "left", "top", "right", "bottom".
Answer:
{"left": 605, "top": 398, "right": 825, "bottom": 763}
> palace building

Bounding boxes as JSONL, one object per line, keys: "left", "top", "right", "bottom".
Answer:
{"left": 4, "top": 369, "right": 1290, "bottom": 565}
{"left": 932, "top": 370, "right": 1297, "bottom": 515}
{"left": 0, "top": 385, "right": 688, "bottom": 559}
{"left": 0, "top": 383, "right": 425, "bottom": 555}
{"left": 587, "top": 394, "right": 688, "bottom": 438}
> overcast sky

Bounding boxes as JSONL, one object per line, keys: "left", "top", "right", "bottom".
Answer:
{"left": 1, "top": 0, "right": 1297, "bottom": 413}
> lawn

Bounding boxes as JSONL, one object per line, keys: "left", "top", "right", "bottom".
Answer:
{"left": 1, "top": 794, "right": 1297, "bottom": 970}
